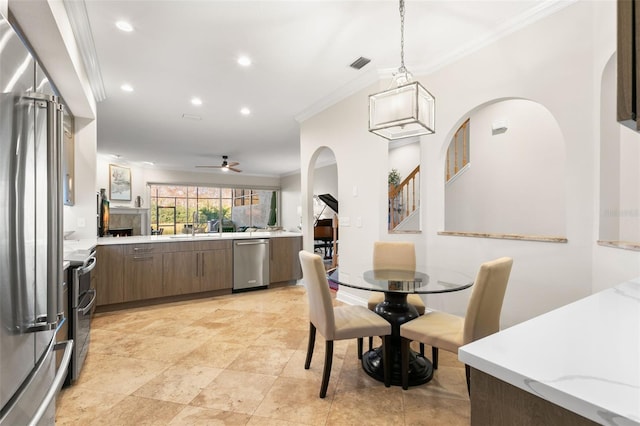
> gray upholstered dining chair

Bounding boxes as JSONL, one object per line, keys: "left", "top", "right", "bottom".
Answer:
{"left": 299, "top": 250, "right": 392, "bottom": 398}
{"left": 399, "top": 257, "right": 513, "bottom": 392}
{"left": 367, "top": 241, "right": 426, "bottom": 351}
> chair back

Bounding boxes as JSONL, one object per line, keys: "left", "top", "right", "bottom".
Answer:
{"left": 299, "top": 250, "right": 336, "bottom": 339}
{"left": 463, "top": 257, "right": 513, "bottom": 345}
{"left": 373, "top": 241, "right": 415, "bottom": 271}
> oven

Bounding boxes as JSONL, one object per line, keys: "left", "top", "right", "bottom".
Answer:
{"left": 67, "top": 249, "right": 97, "bottom": 383}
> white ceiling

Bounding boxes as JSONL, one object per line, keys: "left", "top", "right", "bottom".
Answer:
{"left": 84, "top": 0, "right": 569, "bottom": 177}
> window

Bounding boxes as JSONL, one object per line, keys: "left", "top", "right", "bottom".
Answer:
{"left": 446, "top": 119, "right": 470, "bottom": 183}
{"left": 149, "top": 184, "right": 278, "bottom": 235}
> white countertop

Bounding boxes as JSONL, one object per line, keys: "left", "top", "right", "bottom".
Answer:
{"left": 95, "top": 230, "right": 302, "bottom": 246}
{"left": 459, "top": 278, "right": 640, "bottom": 425}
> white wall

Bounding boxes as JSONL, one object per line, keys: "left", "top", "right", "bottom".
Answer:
{"left": 280, "top": 172, "right": 302, "bottom": 232}
{"left": 445, "top": 99, "right": 566, "bottom": 236}
{"left": 301, "top": 1, "right": 640, "bottom": 328}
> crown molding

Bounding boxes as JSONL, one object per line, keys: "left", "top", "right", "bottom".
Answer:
{"left": 295, "top": 0, "right": 577, "bottom": 124}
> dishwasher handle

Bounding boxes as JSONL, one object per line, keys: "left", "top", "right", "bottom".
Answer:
{"left": 235, "top": 241, "right": 268, "bottom": 246}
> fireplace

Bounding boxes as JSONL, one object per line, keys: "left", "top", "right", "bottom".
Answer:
{"left": 109, "top": 207, "right": 149, "bottom": 236}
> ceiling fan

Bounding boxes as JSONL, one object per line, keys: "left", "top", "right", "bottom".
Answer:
{"left": 196, "top": 155, "right": 242, "bottom": 173}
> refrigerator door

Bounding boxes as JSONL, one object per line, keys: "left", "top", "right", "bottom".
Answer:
{"left": 0, "top": 17, "right": 37, "bottom": 411}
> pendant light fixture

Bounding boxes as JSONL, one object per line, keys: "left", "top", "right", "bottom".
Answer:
{"left": 369, "top": 0, "right": 435, "bottom": 140}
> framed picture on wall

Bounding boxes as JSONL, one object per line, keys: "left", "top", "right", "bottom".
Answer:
{"left": 109, "top": 164, "right": 131, "bottom": 201}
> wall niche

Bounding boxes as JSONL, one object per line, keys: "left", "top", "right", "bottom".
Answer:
{"left": 442, "top": 98, "right": 567, "bottom": 241}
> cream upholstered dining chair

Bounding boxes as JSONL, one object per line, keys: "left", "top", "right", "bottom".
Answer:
{"left": 399, "top": 257, "right": 513, "bottom": 392}
{"left": 367, "top": 241, "right": 426, "bottom": 351}
{"left": 299, "top": 250, "right": 392, "bottom": 398}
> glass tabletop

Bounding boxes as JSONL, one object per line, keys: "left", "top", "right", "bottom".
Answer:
{"left": 328, "top": 268, "right": 474, "bottom": 294}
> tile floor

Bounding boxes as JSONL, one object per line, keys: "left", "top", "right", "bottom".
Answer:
{"left": 56, "top": 286, "right": 470, "bottom": 425}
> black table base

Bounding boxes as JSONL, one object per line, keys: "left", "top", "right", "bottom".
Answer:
{"left": 362, "top": 292, "right": 434, "bottom": 387}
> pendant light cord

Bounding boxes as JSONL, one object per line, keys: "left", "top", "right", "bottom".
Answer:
{"left": 399, "top": 0, "right": 406, "bottom": 74}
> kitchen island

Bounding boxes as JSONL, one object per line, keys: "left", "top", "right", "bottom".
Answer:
{"left": 65, "top": 231, "right": 303, "bottom": 311}
{"left": 459, "top": 278, "right": 640, "bottom": 426}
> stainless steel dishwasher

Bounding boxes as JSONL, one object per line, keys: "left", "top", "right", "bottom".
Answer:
{"left": 233, "top": 239, "right": 270, "bottom": 292}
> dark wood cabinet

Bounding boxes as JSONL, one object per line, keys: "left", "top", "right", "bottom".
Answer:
{"left": 121, "top": 243, "right": 164, "bottom": 301}
{"left": 95, "top": 245, "right": 124, "bottom": 306}
{"left": 617, "top": 0, "right": 640, "bottom": 131}
{"left": 269, "top": 236, "right": 302, "bottom": 284}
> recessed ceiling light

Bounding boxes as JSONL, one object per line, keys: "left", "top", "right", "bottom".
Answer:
{"left": 191, "top": 97, "right": 202, "bottom": 106}
{"left": 121, "top": 84, "right": 134, "bottom": 92}
{"left": 240, "top": 107, "right": 251, "bottom": 116}
{"left": 237, "top": 56, "right": 252, "bottom": 67}
{"left": 115, "top": 21, "right": 134, "bottom": 32}
{"left": 143, "top": 161, "right": 155, "bottom": 166}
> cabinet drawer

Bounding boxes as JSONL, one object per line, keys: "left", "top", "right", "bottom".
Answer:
{"left": 124, "top": 243, "right": 165, "bottom": 255}
{"left": 193, "top": 240, "right": 232, "bottom": 251}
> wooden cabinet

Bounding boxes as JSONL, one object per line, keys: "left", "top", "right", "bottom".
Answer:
{"left": 95, "top": 236, "right": 295, "bottom": 307}
{"left": 162, "top": 240, "right": 232, "bottom": 295}
{"left": 197, "top": 241, "right": 232, "bottom": 291}
{"left": 269, "top": 236, "right": 302, "bottom": 283}
{"left": 123, "top": 243, "right": 164, "bottom": 302}
{"left": 617, "top": 0, "right": 640, "bottom": 131}
{"left": 95, "top": 245, "right": 124, "bottom": 306}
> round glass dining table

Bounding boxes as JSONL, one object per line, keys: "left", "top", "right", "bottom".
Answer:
{"left": 328, "top": 268, "right": 473, "bottom": 387}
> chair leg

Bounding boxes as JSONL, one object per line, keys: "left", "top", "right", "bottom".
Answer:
{"left": 432, "top": 346, "right": 439, "bottom": 369}
{"left": 368, "top": 336, "right": 373, "bottom": 351}
{"left": 320, "top": 340, "right": 334, "bottom": 398}
{"left": 305, "top": 322, "right": 316, "bottom": 370}
{"left": 465, "top": 364, "right": 471, "bottom": 396}
{"left": 357, "top": 338, "right": 363, "bottom": 360}
{"left": 419, "top": 343, "right": 425, "bottom": 357}
{"left": 382, "top": 335, "right": 391, "bottom": 387}
{"left": 400, "top": 337, "right": 410, "bottom": 390}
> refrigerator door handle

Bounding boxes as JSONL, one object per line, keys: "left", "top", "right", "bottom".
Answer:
{"left": 23, "top": 95, "right": 63, "bottom": 333}
{"left": 29, "top": 340, "right": 73, "bottom": 426}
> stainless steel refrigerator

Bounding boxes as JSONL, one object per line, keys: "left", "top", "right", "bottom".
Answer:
{"left": 0, "top": 12, "right": 73, "bottom": 426}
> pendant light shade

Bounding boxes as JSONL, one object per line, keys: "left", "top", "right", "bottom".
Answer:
{"left": 369, "top": 0, "right": 435, "bottom": 140}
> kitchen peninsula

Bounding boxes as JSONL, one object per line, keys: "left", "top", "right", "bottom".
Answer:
{"left": 459, "top": 278, "right": 640, "bottom": 426}
{"left": 66, "top": 232, "right": 303, "bottom": 311}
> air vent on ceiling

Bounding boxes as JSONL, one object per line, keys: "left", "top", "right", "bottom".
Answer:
{"left": 349, "top": 56, "right": 371, "bottom": 70}
{"left": 182, "top": 114, "right": 202, "bottom": 121}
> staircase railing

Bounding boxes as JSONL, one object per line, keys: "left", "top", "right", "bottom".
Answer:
{"left": 389, "top": 165, "right": 420, "bottom": 230}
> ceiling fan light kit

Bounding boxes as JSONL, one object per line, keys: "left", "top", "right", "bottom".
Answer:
{"left": 369, "top": 0, "right": 435, "bottom": 141}
{"left": 196, "top": 155, "right": 242, "bottom": 173}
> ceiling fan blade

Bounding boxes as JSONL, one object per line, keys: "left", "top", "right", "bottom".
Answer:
{"left": 228, "top": 166, "right": 242, "bottom": 173}
{"left": 227, "top": 161, "right": 240, "bottom": 167}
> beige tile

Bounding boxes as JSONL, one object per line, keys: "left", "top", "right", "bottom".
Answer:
{"left": 326, "top": 385, "right": 405, "bottom": 425}
{"left": 59, "top": 286, "right": 472, "bottom": 425}
{"left": 88, "top": 395, "right": 185, "bottom": 426}
{"left": 252, "top": 327, "right": 308, "bottom": 350}
{"left": 253, "top": 377, "right": 332, "bottom": 425}
{"left": 55, "top": 387, "right": 126, "bottom": 425}
{"left": 190, "top": 369, "right": 277, "bottom": 415}
{"left": 226, "top": 345, "right": 295, "bottom": 376}
{"left": 168, "top": 406, "right": 251, "bottom": 425}
{"left": 133, "top": 364, "right": 223, "bottom": 404}
{"left": 179, "top": 339, "right": 245, "bottom": 369}
{"left": 403, "top": 394, "right": 470, "bottom": 425}
{"left": 73, "top": 353, "right": 167, "bottom": 395}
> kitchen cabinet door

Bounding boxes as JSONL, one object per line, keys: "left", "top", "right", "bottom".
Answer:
{"left": 162, "top": 251, "right": 200, "bottom": 296}
{"left": 123, "top": 253, "right": 163, "bottom": 301}
{"left": 199, "top": 248, "right": 232, "bottom": 291}
{"left": 270, "top": 236, "right": 302, "bottom": 284}
{"left": 95, "top": 245, "right": 124, "bottom": 306}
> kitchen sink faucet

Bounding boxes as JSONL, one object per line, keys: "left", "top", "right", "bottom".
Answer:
{"left": 192, "top": 211, "right": 198, "bottom": 236}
